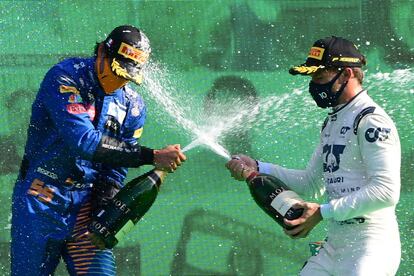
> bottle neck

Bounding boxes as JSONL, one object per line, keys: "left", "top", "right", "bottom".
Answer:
{"left": 153, "top": 169, "right": 168, "bottom": 184}
{"left": 245, "top": 170, "right": 259, "bottom": 183}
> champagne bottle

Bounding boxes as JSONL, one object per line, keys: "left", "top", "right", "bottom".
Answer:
{"left": 245, "top": 171, "right": 304, "bottom": 229}
{"left": 88, "top": 169, "right": 167, "bottom": 249}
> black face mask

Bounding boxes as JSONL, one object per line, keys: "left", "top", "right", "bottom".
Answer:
{"left": 309, "top": 70, "right": 348, "bottom": 108}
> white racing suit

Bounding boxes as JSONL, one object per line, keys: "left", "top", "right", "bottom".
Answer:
{"left": 258, "top": 91, "right": 401, "bottom": 275}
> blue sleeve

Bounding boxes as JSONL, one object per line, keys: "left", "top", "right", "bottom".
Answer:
{"left": 40, "top": 66, "right": 101, "bottom": 159}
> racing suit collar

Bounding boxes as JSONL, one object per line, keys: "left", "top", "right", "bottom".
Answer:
{"left": 328, "top": 89, "right": 366, "bottom": 116}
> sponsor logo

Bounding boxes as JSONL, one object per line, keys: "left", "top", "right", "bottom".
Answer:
{"left": 318, "top": 91, "right": 328, "bottom": 99}
{"left": 90, "top": 220, "right": 111, "bottom": 238}
{"left": 59, "top": 85, "right": 80, "bottom": 94}
{"left": 68, "top": 94, "right": 83, "bottom": 104}
{"left": 112, "top": 198, "right": 131, "bottom": 214}
{"left": 118, "top": 42, "right": 149, "bottom": 64}
{"left": 27, "top": 179, "right": 55, "bottom": 203}
{"left": 332, "top": 57, "right": 360, "bottom": 63}
{"left": 323, "top": 144, "right": 346, "bottom": 173}
{"left": 66, "top": 103, "right": 94, "bottom": 120}
{"left": 337, "top": 217, "right": 365, "bottom": 225}
{"left": 65, "top": 178, "right": 90, "bottom": 189}
{"left": 340, "top": 126, "right": 351, "bottom": 135}
{"left": 106, "top": 38, "right": 114, "bottom": 48}
{"left": 105, "top": 116, "right": 121, "bottom": 135}
{"left": 87, "top": 92, "right": 95, "bottom": 102}
{"left": 131, "top": 106, "right": 140, "bottom": 117}
{"left": 365, "top": 127, "right": 391, "bottom": 143}
{"left": 327, "top": 186, "right": 361, "bottom": 198}
{"left": 340, "top": 186, "right": 360, "bottom": 193}
{"left": 268, "top": 186, "right": 286, "bottom": 200}
{"left": 73, "top": 62, "right": 86, "bottom": 70}
{"left": 308, "top": 47, "right": 325, "bottom": 60}
{"left": 36, "top": 167, "right": 58, "bottom": 180}
{"left": 87, "top": 105, "right": 96, "bottom": 121}
{"left": 67, "top": 103, "right": 87, "bottom": 114}
{"left": 133, "top": 127, "right": 143, "bottom": 139}
{"left": 326, "top": 176, "right": 344, "bottom": 185}
{"left": 102, "top": 143, "right": 127, "bottom": 151}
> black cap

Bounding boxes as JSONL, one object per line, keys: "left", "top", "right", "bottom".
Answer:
{"left": 104, "top": 25, "right": 151, "bottom": 84}
{"left": 289, "top": 36, "right": 366, "bottom": 75}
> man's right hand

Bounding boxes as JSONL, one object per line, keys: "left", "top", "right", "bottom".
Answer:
{"left": 154, "top": 144, "right": 186, "bottom": 172}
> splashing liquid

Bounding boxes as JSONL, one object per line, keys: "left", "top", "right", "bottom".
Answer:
{"left": 141, "top": 63, "right": 413, "bottom": 161}
{"left": 141, "top": 62, "right": 298, "bottom": 159}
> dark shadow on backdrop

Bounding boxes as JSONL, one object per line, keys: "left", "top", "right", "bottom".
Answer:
{"left": 401, "top": 150, "right": 414, "bottom": 192}
{"left": 0, "top": 135, "right": 20, "bottom": 175}
{"left": 200, "top": 2, "right": 281, "bottom": 71}
{"left": 200, "top": 1, "right": 413, "bottom": 71}
{"left": 170, "top": 208, "right": 307, "bottom": 275}
{"left": 361, "top": 0, "right": 414, "bottom": 65}
{"left": 0, "top": 89, "right": 35, "bottom": 175}
{"left": 204, "top": 75, "right": 258, "bottom": 156}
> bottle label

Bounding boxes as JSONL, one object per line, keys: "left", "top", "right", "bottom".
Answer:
{"left": 270, "top": 190, "right": 302, "bottom": 216}
{"left": 114, "top": 219, "right": 135, "bottom": 242}
{"left": 90, "top": 220, "right": 111, "bottom": 238}
{"left": 112, "top": 198, "right": 131, "bottom": 215}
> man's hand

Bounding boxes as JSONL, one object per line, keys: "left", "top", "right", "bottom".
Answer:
{"left": 283, "top": 202, "right": 322, "bottom": 239}
{"left": 225, "top": 154, "right": 257, "bottom": 181}
{"left": 234, "top": 154, "right": 258, "bottom": 169}
{"left": 154, "top": 144, "right": 186, "bottom": 172}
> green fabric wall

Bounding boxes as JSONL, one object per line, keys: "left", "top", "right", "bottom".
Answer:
{"left": 0, "top": 1, "right": 413, "bottom": 275}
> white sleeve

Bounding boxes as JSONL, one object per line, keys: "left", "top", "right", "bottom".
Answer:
{"left": 322, "top": 114, "right": 401, "bottom": 221}
{"left": 257, "top": 144, "right": 325, "bottom": 198}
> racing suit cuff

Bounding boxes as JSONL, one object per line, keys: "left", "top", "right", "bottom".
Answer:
{"left": 140, "top": 146, "right": 154, "bottom": 165}
{"left": 93, "top": 135, "right": 154, "bottom": 167}
{"left": 257, "top": 161, "right": 273, "bottom": 174}
{"left": 320, "top": 203, "right": 334, "bottom": 219}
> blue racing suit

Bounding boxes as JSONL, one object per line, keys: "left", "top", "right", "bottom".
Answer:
{"left": 11, "top": 57, "right": 154, "bottom": 275}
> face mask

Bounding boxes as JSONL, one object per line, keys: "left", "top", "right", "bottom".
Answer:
{"left": 308, "top": 70, "right": 348, "bottom": 108}
{"left": 96, "top": 46, "right": 128, "bottom": 94}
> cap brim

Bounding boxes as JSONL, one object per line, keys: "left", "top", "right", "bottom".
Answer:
{"left": 289, "top": 64, "right": 325, "bottom": 75}
{"left": 111, "top": 58, "right": 143, "bottom": 85}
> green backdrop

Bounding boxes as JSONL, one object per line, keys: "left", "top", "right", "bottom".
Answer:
{"left": 0, "top": 0, "right": 413, "bottom": 275}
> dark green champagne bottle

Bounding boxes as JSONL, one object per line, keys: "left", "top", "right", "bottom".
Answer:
{"left": 246, "top": 172, "right": 304, "bottom": 229}
{"left": 88, "top": 169, "right": 167, "bottom": 249}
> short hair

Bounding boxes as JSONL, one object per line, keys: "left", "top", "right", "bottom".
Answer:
{"left": 351, "top": 67, "right": 364, "bottom": 84}
{"left": 326, "top": 67, "right": 364, "bottom": 84}
{"left": 94, "top": 42, "right": 104, "bottom": 57}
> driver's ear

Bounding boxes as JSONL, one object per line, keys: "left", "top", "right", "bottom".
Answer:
{"left": 343, "top": 67, "right": 354, "bottom": 79}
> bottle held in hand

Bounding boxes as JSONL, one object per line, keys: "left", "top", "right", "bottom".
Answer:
{"left": 246, "top": 172, "right": 304, "bottom": 229}
{"left": 88, "top": 169, "right": 167, "bottom": 249}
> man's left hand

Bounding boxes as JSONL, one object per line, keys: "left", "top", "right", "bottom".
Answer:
{"left": 283, "top": 202, "right": 322, "bottom": 239}
{"left": 225, "top": 155, "right": 257, "bottom": 181}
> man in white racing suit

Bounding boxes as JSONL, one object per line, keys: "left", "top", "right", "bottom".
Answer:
{"left": 226, "top": 36, "right": 401, "bottom": 275}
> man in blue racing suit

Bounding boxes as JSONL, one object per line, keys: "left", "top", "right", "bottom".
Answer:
{"left": 11, "top": 25, "right": 186, "bottom": 275}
